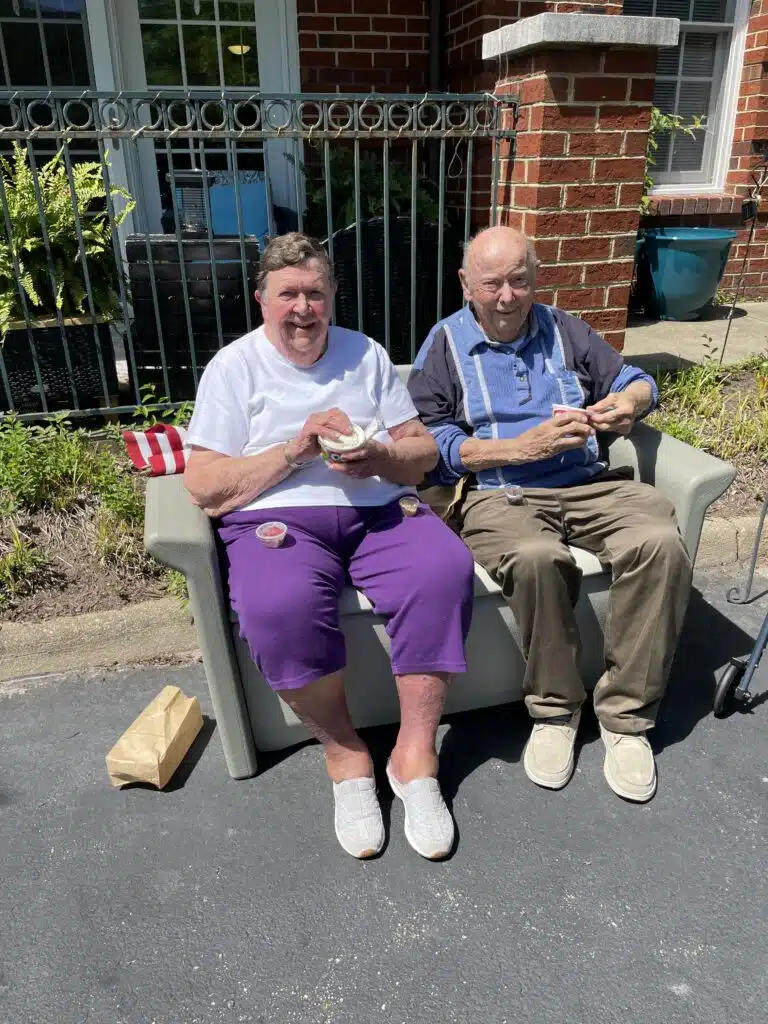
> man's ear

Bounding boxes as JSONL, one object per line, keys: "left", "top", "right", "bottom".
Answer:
{"left": 255, "top": 288, "right": 263, "bottom": 308}
{"left": 458, "top": 268, "right": 471, "bottom": 302}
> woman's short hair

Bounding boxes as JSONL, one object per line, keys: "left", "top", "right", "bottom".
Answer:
{"left": 257, "top": 232, "right": 335, "bottom": 292}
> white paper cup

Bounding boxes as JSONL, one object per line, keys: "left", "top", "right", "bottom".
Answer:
{"left": 318, "top": 423, "right": 367, "bottom": 459}
{"left": 552, "top": 403, "right": 587, "bottom": 417}
{"left": 255, "top": 521, "right": 288, "bottom": 548}
{"left": 399, "top": 495, "right": 420, "bottom": 517}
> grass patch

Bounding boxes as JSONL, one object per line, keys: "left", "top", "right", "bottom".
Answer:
{"left": 0, "top": 412, "right": 189, "bottom": 614}
{"left": 649, "top": 354, "right": 768, "bottom": 464}
{"left": 0, "top": 525, "right": 50, "bottom": 605}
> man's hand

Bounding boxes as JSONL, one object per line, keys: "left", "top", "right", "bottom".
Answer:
{"left": 586, "top": 392, "right": 636, "bottom": 435}
{"left": 327, "top": 438, "right": 390, "bottom": 479}
{"left": 514, "top": 412, "right": 594, "bottom": 462}
{"left": 285, "top": 407, "right": 354, "bottom": 464}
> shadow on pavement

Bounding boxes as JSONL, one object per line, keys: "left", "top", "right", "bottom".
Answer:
{"left": 439, "top": 701, "right": 528, "bottom": 805}
{"left": 653, "top": 587, "right": 759, "bottom": 751}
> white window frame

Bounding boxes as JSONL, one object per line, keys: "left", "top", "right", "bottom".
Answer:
{"left": 84, "top": 0, "right": 301, "bottom": 230}
{"left": 648, "top": 0, "right": 751, "bottom": 196}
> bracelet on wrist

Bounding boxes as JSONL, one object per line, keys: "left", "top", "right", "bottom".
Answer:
{"left": 283, "top": 443, "right": 305, "bottom": 472}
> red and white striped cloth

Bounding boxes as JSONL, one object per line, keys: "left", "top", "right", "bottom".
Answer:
{"left": 122, "top": 424, "right": 189, "bottom": 476}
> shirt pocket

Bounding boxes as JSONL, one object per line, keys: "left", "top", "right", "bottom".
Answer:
{"left": 552, "top": 369, "right": 586, "bottom": 409}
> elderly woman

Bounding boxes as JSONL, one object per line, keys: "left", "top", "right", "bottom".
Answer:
{"left": 184, "top": 233, "right": 474, "bottom": 861}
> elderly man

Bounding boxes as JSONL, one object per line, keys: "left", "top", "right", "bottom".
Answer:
{"left": 409, "top": 226, "right": 692, "bottom": 802}
{"left": 184, "top": 233, "right": 474, "bottom": 860}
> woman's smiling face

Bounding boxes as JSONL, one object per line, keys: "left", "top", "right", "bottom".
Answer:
{"left": 257, "top": 258, "right": 334, "bottom": 366}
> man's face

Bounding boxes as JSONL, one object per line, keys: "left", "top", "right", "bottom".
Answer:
{"left": 460, "top": 240, "right": 535, "bottom": 343}
{"left": 256, "top": 259, "right": 333, "bottom": 366}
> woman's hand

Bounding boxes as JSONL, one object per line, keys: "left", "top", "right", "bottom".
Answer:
{"left": 285, "top": 407, "right": 355, "bottom": 464}
{"left": 326, "top": 438, "right": 390, "bottom": 479}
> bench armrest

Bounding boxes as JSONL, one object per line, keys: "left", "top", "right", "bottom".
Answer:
{"left": 607, "top": 423, "right": 736, "bottom": 561}
{"left": 144, "top": 475, "right": 258, "bottom": 778}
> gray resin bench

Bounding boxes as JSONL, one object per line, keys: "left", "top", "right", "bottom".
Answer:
{"left": 145, "top": 366, "right": 735, "bottom": 779}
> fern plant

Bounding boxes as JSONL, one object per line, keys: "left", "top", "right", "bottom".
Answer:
{"left": 641, "top": 107, "right": 706, "bottom": 212}
{"left": 0, "top": 143, "right": 135, "bottom": 340}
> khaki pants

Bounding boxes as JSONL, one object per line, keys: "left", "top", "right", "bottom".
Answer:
{"left": 460, "top": 473, "right": 693, "bottom": 733}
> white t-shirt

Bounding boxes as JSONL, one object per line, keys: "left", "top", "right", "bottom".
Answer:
{"left": 186, "top": 325, "right": 419, "bottom": 512}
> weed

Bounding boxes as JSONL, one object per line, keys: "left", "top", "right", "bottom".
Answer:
{"left": 650, "top": 355, "right": 768, "bottom": 466}
{"left": 165, "top": 568, "right": 190, "bottom": 612}
{"left": 0, "top": 526, "right": 48, "bottom": 604}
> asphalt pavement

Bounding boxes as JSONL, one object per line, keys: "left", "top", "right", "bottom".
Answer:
{"left": 1, "top": 566, "right": 766, "bottom": 1024}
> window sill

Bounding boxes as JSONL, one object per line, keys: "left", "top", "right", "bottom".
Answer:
{"left": 644, "top": 194, "right": 743, "bottom": 216}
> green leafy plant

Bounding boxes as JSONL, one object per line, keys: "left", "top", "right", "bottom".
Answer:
{"left": 290, "top": 145, "right": 441, "bottom": 238}
{"left": 0, "top": 525, "right": 49, "bottom": 606}
{"left": 134, "top": 383, "right": 193, "bottom": 430}
{"left": 0, "top": 414, "right": 143, "bottom": 521}
{"left": 0, "top": 143, "right": 135, "bottom": 339}
{"left": 641, "top": 107, "right": 706, "bottom": 212}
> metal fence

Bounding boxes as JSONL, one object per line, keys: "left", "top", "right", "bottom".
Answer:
{"left": 0, "top": 89, "right": 516, "bottom": 419}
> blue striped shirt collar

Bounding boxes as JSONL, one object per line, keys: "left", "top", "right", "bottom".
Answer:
{"left": 464, "top": 304, "right": 541, "bottom": 355}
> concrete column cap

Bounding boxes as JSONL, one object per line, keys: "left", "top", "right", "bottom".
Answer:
{"left": 482, "top": 13, "right": 680, "bottom": 60}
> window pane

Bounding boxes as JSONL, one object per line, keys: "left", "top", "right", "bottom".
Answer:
{"left": 44, "top": 22, "right": 89, "bottom": 85}
{"left": 183, "top": 23, "right": 221, "bottom": 86}
{"left": 4, "top": 22, "right": 46, "bottom": 85}
{"left": 676, "top": 78, "right": 711, "bottom": 116}
{"left": 141, "top": 23, "right": 182, "bottom": 85}
{"left": 691, "top": 0, "right": 732, "bottom": 21}
{"left": 179, "top": 0, "right": 215, "bottom": 17}
{"left": 670, "top": 132, "right": 706, "bottom": 171}
{"left": 656, "top": 45, "right": 680, "bottom": 76}
{"left": 656, "top": 0, "right": 691, "bottom": 17}
{"left": 36, "top": 0, "right": 85, "bottom": 17}
{"left": 219, "top": 0, "right": 254, "bottom": 21}
{"left": 682, "top": 32, "right": 717, "bottom": 75}
{"left": 653, "top": 133, "right": 673, "bottom": 175}
{"left": 138, "top": 1, "right": 177, "bottom": 17}
{"left": 221, "top": 24, "right": 259, "bottom": 87}
{"left": 652, "top": 80, "right": 678, "bottom": 115}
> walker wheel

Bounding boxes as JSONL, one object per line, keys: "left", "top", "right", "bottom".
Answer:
{"left": 713, "top": 661, "right": 744, "bottom": 717}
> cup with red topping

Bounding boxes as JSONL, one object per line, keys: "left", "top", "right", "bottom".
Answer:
{"left": 255, "top": 521, "right": 288, "bottom": 548}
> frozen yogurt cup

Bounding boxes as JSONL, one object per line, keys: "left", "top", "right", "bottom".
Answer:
{"left": 399, "top": 495, "right": 420, "bottom": 517}
{"left": 318, "top": 423, "right": 368, "bottom": 462}
{"left": 255, "top": 521, "right": 288, "bottom": 548}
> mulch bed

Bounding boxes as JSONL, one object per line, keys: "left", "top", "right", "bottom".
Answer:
{"left": 0, "top": 507, "right": 168, "bottom": 624}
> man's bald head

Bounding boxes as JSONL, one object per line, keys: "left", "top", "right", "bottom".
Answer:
{"left": 462, "top": 226, "right": 538, "bottom": 282}
{"left": 458, "top": 226, "right": 538, "bottom": 343}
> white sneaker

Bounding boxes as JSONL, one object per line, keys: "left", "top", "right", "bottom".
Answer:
{"left": 386, "top": 763, "right": 454, "bottom": 860}
{"left": 600, "top": 724, "right": 657, "bottom": 803}
{"left": 523, "top": 709, "right": 581, "bottom": 790}
{"left": 333, "top": 777, "right": 385, "bottom": 859}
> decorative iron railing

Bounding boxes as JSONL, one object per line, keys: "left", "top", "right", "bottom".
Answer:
{"left": 0, "top": 89, "right": 516, "bottom": 419}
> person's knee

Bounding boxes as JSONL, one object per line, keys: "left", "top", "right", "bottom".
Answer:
{"left": 410, "top": 529, "right": 476, "bottom": 600}
{"left": 498, "top": 535, "right": 575, "bottom": 583}
{"left": 635, "top": 523, "right": 691, "bottom": 572}
{"left": 234, "top": 580, "right": 323, "bottom": 637}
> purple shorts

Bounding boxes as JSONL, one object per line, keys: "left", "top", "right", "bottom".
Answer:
{"left": 217, "top": 501, "right": 475, "bottom": 691}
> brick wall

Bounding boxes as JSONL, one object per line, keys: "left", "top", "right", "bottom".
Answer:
{"left": 298, "top": 0, "right": 430, "bottom": 93}
{"left": 495, "top": 45, "right": 654, "bottom": 349}
{"left": 443, "top": 2, "right": 622, "bottom": 94}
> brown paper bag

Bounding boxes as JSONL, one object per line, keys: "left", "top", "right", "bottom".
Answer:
{"left": 106, "top": 686, "right": 204, "bottom": 789}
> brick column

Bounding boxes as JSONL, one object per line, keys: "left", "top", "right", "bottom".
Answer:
{"left": 485, "top": 13, "right": 678, "bottom": 350}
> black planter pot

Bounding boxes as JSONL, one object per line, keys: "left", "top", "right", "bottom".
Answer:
{"left": 330, "top": 216, "right": 465, "bottom": 365}
{"left": 0, "top": 319, "right": 118, "bottom": 415}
